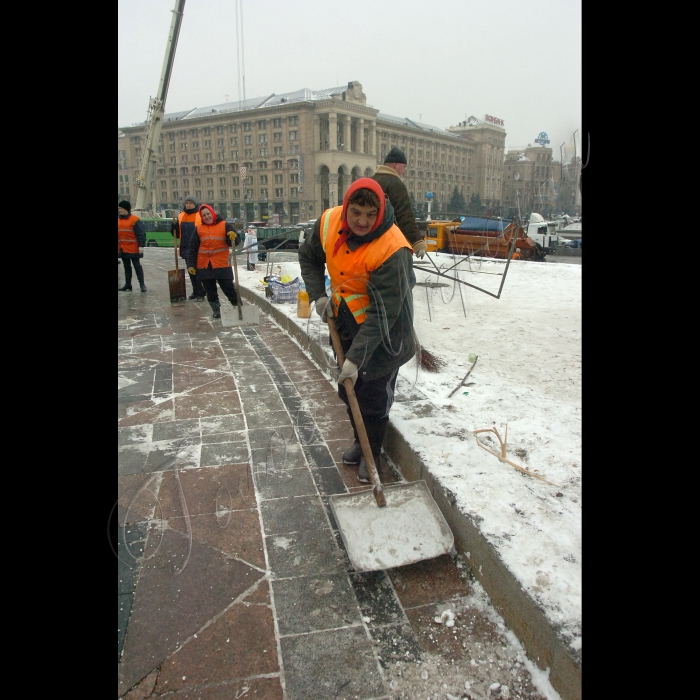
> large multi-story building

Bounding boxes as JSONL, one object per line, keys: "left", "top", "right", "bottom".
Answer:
{"left": 117, "top": 81, "right": 510, "bottom": 222}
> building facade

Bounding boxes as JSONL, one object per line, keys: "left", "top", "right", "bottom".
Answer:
{"left": 118, "top": 82, "right": 508, "bottom": 223}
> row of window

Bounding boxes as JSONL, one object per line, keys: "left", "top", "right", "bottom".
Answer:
{"left": 161, "top": 173, "right": 300, "bottom": 188}
{"left": 162, "top": 188, "right": 303, "bottom": 201}
{"left": 132, "top": 116, "right": 301, "bottom": 142}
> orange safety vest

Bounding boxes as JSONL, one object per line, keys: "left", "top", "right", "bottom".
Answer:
{"left": 320, "top": 206, "right": 412, "bottom": 324}
{"left": 177, "top": 210, "right": 202, "bottom": 233}
{"left": 196, "top": 220, "right": 230, "bottom": 270}
{"left": 118, "top": 214, "right": 140, "bottom": 255}
{"left": 513, "top": 250, "right": 521, "bottom": 260}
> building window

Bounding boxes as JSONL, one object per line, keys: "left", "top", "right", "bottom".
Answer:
{"left": 205, "top": 153, "right": 213, "bottom": 162}
{"left": 193, "top": 154, "right": 200, "bottom": 163}
{"left": 204, "top": 127, "right": 211, "bottom": 136}
{"left": 206, "top": 178, "right": 213, "bottom": 186}
{"left": 220, "top": 189, "right": 227, "bottom": 198}
{"left": 231, "top": 150, "right": 238, "bottom": 159}
{"left": 260, "top": 188, "right": 269, "bottom": 198}
{"left": 274, "top": 174, "right": 283, "bottom": 184}
{"left": 258, "top": 134, "right": 267, "bottom": 144}
{"left": 216, "top": 125, "right": 224, "bottom": 134}
{"left": 291, "top": 187, "right": 298, "bottom": 198}
{"left": 219, "top": 177, "right": 226, "bottom": 186}
{"left": 183, "top": 178, "right": 189, "bottom": 187}
{"left": 172, "top": 191, "right": 179, "bottom": 200}
{"left": 168, "top": 132, "right": 175, "bottom": 141}
{"left": 243, "top": 122, "right": 252, "bottom": 131}
{"left": 233, "top": 189, "right": 240, "bottom": 198}
{"left": 195, "top": 190, "right": 202, "bottom": 199}
{"left": 191, "top": 128, "right": 199, "bottom": 137}
{"left": 204, "top": 140, "right": 211, "bottom": 149}
{"left": 180, "top": 142, "right": 188, "bottom": 151}
{"left": 258, "top": 120, "right": 267, "bottom": 129}
{"left": 217, "top": 138, "right": 225, "bottom": 148}
{"left": 289, "top": 145, "right": 299, "bottom": 154}
{"left": 274, "top": 147, "right": 283, "bottom": 156}
{"left": 259, "top": 148, "right": 268, "bottom": 157}
{"left": 273, "top": 160, "right": 282, "bottom": 169}
{"left": 230, "top": 124, "right": 237, "bottom": 133}
{"left": 181, "top": 156, "right": 188, "bottom": 164}
{"left": 169, "top": 143, "right": 176, "bottom": 152}
{"left": 289, "top": 131, "right": 298, "bottom": 141}
{"left": 208, "top": 190, "right": 214, "bottom": 199}
{"left": 160, "top": 180, "right": 167, "bottom": 188}
{"left": 244, "top": 135, "right": 253, "bottom": 145}
{"left": 273, "top": 132, "right": 282, "bottom": 142}
{"left": 245, "top": 149, "right": 252, "bottom": 158}
{"left": 192, "top": 141, "right": 200, "bottom": 150}
{"left": 260, "top": 175, "right": 268, "bottom": 184}
{"left": 289, "top": 159, "right": 299, "bottom": 169}
{"left": 230, "top": 136, "right": 238, "bottom": 146}
{"left": 290, "top": 173, "right": 300, "bottom": 183}
{"left": 273, "top": 118, "right": 282, "bottom": 128}
{"left": 275, "top": 188, "right": 284, "bottom": 197}
{"left": 288, "top": 116, "right": 298, "bottom": 126}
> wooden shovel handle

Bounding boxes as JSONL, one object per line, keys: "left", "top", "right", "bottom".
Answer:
{"left": 327, "top": 315, "right": 385, "bottom": 507}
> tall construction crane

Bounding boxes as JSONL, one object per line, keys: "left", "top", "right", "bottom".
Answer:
{"left": 133, "top": 0, "right": 186, "bottom": 217}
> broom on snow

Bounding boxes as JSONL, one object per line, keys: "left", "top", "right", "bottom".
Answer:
{"left": 413, "top": 330, "right": 445, "bottom": 372}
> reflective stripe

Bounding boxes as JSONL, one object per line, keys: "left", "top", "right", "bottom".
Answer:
{"left": 320, "top": 210, "right": 333, "bottom": 250}
{"left": 201, "top": 248, "right": 229, "bottom": 255}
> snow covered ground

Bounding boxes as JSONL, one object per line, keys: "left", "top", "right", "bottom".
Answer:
{"left": 234, "top": 251, "right": 582, "bottom": 665}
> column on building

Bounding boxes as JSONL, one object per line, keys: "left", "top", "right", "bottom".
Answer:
{"left": 314, "top": 115, "right": 321, "bottom": 152}
{"left": 358, "top": 118, "right": 365, "bottom": 154}
{"left": 341, "top": 115, "right": 350, "bottom": 151}
{"left": 328, "top": 172, "right": 339, "bottom": 207}
{"left": 329, "top": 113, "right": 337, "bottom": 151}
{"left": 369, "top": 121, "right": 376, "bottom": 157}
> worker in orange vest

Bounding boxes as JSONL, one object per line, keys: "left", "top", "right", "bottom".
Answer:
{"left": 512, "top": 248, "right": 522, "bottom": 260}
{"left": 186, "top": 204, "right": 241, "bottom": 319}
{"left": 298, "top": 178, "right": 415, "bottom": 484}
{"left": 118, "top": 200, "right": 147, "bottom": 292}
{"left": 172, "top": 195, "right": 205, "bottom": 301}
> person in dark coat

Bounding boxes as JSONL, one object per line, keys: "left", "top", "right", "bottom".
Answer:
{"left": 186, "top": 204, "right": 241, "bottom": 319}
{"left": 372, "top": 147, "right": 427, "bottom": 260}
{"left": 172, "top": 195, "right": 205, "bottom": 301}
{"left": 298, "top": 178, "right": 415, "bottom": 483}
{"left": 117, "top": 200, "right": 147, "bottom": 292}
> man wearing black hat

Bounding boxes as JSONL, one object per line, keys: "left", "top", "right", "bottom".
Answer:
{"left": 372, "top": 147, "right": 427, "bottom": 260}
{"left": 172, "top": 195, "right": 205, "bottom": 300}
{"left": 118, "top": 200, "right": 147, "bottom": 292}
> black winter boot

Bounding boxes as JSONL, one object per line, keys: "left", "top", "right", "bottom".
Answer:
{"left": 342, "top": 408, "right": 361, "bottom": 464}
{"left": 135, "top": 268, "right": 147, "bottom": 292}
{"left": 120, "top": 268, "right": 132, "bottom": 291}
{"left": 357, "top": 451, "right": 380, "bottom": 484}
{"left": 210, "top": 301, "right": 221, "bottom": 319}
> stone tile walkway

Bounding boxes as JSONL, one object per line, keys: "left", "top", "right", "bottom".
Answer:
{"left": 116, "top": 254, "right": 550, "bottom": 700}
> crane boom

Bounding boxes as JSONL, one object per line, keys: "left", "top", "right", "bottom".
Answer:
{"left": 134, "top": 0, "right": 186, "bottom": 215}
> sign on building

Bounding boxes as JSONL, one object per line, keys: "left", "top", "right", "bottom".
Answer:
{"left": 535, "top": 132, "right": 550, "bottom": 145}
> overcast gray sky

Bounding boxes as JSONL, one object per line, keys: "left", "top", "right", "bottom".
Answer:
{"left": 118, "top": 0, "right": 582, "bottom": 158}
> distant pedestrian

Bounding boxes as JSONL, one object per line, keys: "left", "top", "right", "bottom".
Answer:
{"left": 172, "top": 195, "right": 205, "bottom": 301}
{"left": 186, "top": 204, "right": 241, "bottom": 319}
{"left": 372, "top": 147, "right": 426, "bottom": 261}
{"left": 118, "top": 200, "right": 147, "bottom": 292}
{"left": 244, "top": 226, "right": 259, "bottom": 271}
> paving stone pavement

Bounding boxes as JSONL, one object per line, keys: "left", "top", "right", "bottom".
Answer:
{"left": 116, "top": 252, "right": 550, "bottom": 700}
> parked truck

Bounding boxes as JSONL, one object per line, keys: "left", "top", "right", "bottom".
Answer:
{"left": 423, "top": 216, "right": 544, "bottom": 260}
{"left": 525, "top": 213, "right": 560, "bottom": 254}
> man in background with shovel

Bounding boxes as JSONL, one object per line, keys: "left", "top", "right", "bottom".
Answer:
{"left": 172, "top": 195, "right": 205, "bottom": 301}
{"left": 186, "top": 204, "right": 241, "bottom": 319}
{"left": 299, "top": 179, "right": 415, "bottom": 483}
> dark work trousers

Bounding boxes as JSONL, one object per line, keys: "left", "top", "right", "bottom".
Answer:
{"left": 201, "top": 278, "right": 238, "bottom": 306}
{"left": 121, "top": 255, "right": 145, "bottom": 287}
{"left": 337, "top": 367, "right": 399, "bottom": 457}
{"left": 188, "top": 271, "right": 205, "bottom": 297}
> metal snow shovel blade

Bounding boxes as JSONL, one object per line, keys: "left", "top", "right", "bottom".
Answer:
{"left": 326, "top": 315, "right": 454, "bottom": 572}
{"left": 168, "top": 233, "right": 187, "bottom": 303}
{"left": 221, "top": 247, "right": 260, "bottom": 326}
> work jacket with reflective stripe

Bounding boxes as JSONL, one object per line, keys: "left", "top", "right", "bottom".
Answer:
{"left": 320, "top": 206, "right": 412, "bottom": 324}
{"left": 118, "top": 214, "right": 142, "bottom": 255}
{"left": 174, "top": 210, "right": 202, "bottom": 259}
{"left": 194, "top": 220, "right": 231, "bottom": 270}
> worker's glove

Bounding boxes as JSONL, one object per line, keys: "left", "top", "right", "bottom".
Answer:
{"left": 412, "top": 240, "right": 427, "bottom": 259}
{"left": 315, "top": 296, "right": 330, "bottom": 323}
{"left": 227, "top": 231, "right": 238, "bottom": 242}
{"left": 337, "top": 359, "right": 358, "bottom": 386}
{"left": 188, "top": 267, "right": 197, "bottom": 276}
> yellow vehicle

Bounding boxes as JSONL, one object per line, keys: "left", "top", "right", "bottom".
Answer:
{"left": 424, "top": 217, "right": 543, "bottom": 260}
